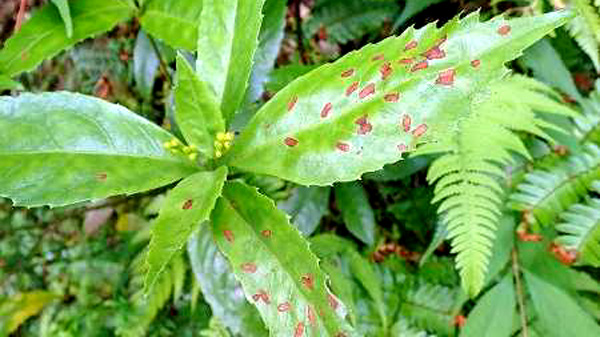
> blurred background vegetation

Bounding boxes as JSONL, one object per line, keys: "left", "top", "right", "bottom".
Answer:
{"left": 1, "top": 0, "right": 599, "bottom": 336}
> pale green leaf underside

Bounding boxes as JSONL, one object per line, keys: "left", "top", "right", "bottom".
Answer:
{"left": 139, "top": 0, "right": 204, "bottom": 50}
{"left": 50, "top": 0, "right": 73, "bottom": 38}
{"left": 0, "top": 92, "right": 197, "bottom": 207}
{"left": 556, "top": 198, "right": 600, "bottom": 267}
{"left": 145, "top": 167, "right": 228, "bottom": 293}
{"left": 227, "top": 11, "right": 573, "bottom": 186}
{"left": 211, "top": 181, "right": 356, "bottom": 336}
{"left": 196, "top": 0, "right": 266, "bottom": 121}
{"left": 0, "top": 0, "right": 133, "bottom": 77}
{"left": 175, "top": 55, "right": 225, "bottom": 157}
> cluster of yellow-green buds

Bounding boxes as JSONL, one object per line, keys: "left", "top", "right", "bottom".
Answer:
{"left": 163, "top": 138, "right": 198, "bottom": 161}
{"left": 214, "top": 132, "right": 234, "bottom": 158}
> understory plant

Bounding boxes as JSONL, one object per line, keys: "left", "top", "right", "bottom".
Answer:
{"left": 2, "top": 0, "right": 600, "bottom": 336}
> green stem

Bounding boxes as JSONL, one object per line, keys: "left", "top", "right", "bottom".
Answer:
{"left": 512, "top": 248, "right": 529, "bottom": 337}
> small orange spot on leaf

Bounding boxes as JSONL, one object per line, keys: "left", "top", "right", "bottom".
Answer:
{"left": 224, "top": 230, "right": 234, "bottom": 243}
{"left": 372, "top": 53, "right": 384, "bottom": 61}
{"left": 498, "top": 24, "right": 511, "bottom": 36}
{"left": 301, "top": 273, "right": 315, "bottom": 290}
{"left": 471, "top": 59, "right": 481, "bottom": 68}
{"left": 380, "top": 62, "right": 392, "bottom": 80}
{"left": 359, "top": 83, "right": 375, "bottom": 99}
{"left": 384, "top": 92, "right": 399, "bottom": 102}
{"left": 294, "top": 322, "right": 305, "bottom": 337}
{"left": 182, "top": 199, "right": 193, "bottom": 210}
{"left": 321, "top": 102, "right": 333, "bottom": 118}
{"left": 412, "top": 124, "right": 428, "bottom": 137}
{"left": 288, "top": 96, "right": 298, "bottom": 111}
{"left": 261, "top": 229, "right": 272, "bottom": 238}
{"left": 341, "top": 69, "right": 355, "bottom": 78}
{"left": 423, "top": 46, "right": 446, "bottom": 60}
{"left": 285, "top": 137, "right": 299, "bottom": 147}
{"left": 405, "top": 40, "right": 418, "bottom": 50}
{"left": 336, "top": 142, "right": 350, "bottom": 152}
{"left": 411, "top": 61, "right": 428, "bottom": 72}
{"left": 402, "top": 114, "right": 412, "bottom": 132}
{"left": 346, "top": 81, "right": 359, "bottom": 96}
{"left": 241, "top": 262, "right": 257, "bottom": 273}
{"left": 278, "top": 302, "right": 291, "bottom": 312}
{"left": 436, "top": 69, "right": 455, "bottom": 86}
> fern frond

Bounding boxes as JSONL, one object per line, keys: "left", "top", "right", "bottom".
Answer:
{"left": 556, "top": 197, "right": 600, "bottom": 266}
{"left": 401, "top": 282, "right": 462, "bottom": 336}
{"left": 418, "top": 75, "right": 576, "bottom": 296}
{"left": 574, "top": 79, "right": 600, "bottom": 143}
{"left": 511, "top": 144, "right": 600, "bottom": 226}
{"left": 304, "top": 0, "right": 400, "bottom": 43}
{"left": 566, "top": 0, "right": 600, "bottom": 72}
{"left": 390, "top": 318, "right": 437, "bottom": 337}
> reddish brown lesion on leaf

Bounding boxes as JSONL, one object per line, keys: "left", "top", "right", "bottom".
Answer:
{"left": 301, "top": 273, "right": 315, "bottom": 290}
{"left": 380, "top": 62, "right": 393, "bottom": 80}
{"left": 471, "top": 59, "right": 481, "bottom": 68}
{"left": 405, "top": 40, "right": 418, "bottom": 50}
{"left": 252, "top": 290, "right": 271, "bottom": 304}
{"left": 356, "top": 115, "right": 373, "bottom": 135}
{"left": 398, "top": 144, "right": 407, "bottom": 153}
{"left": 241, "top": 262, "right": 257, "bottom": 273}
{"left": 182, "top": 199, "right": 193, "bottom": 210}
{"left": 436, "top": 69, "right": 456, "bottom": 86}
{"left": 224, "top": 230, "right": 234, "bottom": 243}
{"left": 423, "top": 46, "right": 446, "bottom": 60}
{"left": 398, "top": 57, "right": 414, "bottom": 65}
{"left": 359, "top": 83, "right": 376, "bottom": 99}
{"left": 307, "top": 306, "right": 317, "bottom": 327}
{"left": 321, "top": 102, "right": 333, "bottom": 118}
{"left": 96, "top": 172, "right": 108, "bottom": 182}
{"left": 336, "top": 142, "right": 350, "bottom": 152}
{"left": 372, "top": 53, "right": 385, "bottom": 61}
{"left": 412, "top": 124, "right": 428, "bottom": 137}
{"left": 341, "top": 69, "right": 355, "bottom": 78}
{"left": 288, "top": 95, "right": 298, "bottom": 112}
{"left": 411, "top": 61, "right": 428, "bottom": 72}
{"left": 261, "top": 229, "right": 272, "bottom": 238}
{"left": 384, "top": 92, "right": 400, "bottom": 102}
{"left": 277, "top": 302, "right": 291, "bottom": 312}
{"left": 328, "top": 293, "right": 339, "bottom": 310}
{"left": 294, "top": 322, "right": 305, "bottom": 337}
{"left": 285, "top": 137, "right": 299, "bottom": 147}
{"left": 498, "top": 24, "right": 511, "bottom": 36}
{"left": 402, "top": 114, "right": 412, "bottom": 132}
{"left": 346, "top": 81, "right": 359, "bottom": 96}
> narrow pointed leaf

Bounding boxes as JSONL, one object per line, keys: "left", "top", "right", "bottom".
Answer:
{"left": 134, "top": 31, "right": 160, "bottom": 100}
{"left": 175, "top": 55, "right": 225, "bottom": 157}
{"left": 334, "top": 182, "right": 376, "bottom": 246}
{"left": 0, "top": 0, "right": 133, "bottom": 77}
{"left": 145, "top": 166, "right": 228, "bottom": 293}
{"left": 226, "top": 11, "right": 573, "bottom": 185}
{"left": 278, "top": 186, "right": 330, "bottom": 236}
{"left": 460, "top": 275, "right": 515, "bottom": 337}
{"left": 50, "top": 0, "right": 73, "bottom": 38}
{"left": 212, "top": 181, "right": 356, "bottom": 336}
{"left": 139, "top": 0, "right": 204, "bottom": 50}
{"left": 196, "top": 0, "right": 266, "bottom": 121}
{"left": 0, "top": 92, "right": 197, "bottom": 207}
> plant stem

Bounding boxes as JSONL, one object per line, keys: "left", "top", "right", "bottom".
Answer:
{"left": 512, "top": 248, "right": 529, "bottom": 337}
{"left": 147, "top": 34, "right": 172, "bottom": 86}
{"left": 294, "top": 0, "right": 310, "bottom": 64}
{"left": 15, "top": 0, "right": 27, "bottom": 32}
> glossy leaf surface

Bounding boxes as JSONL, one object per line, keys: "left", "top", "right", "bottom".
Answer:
{"left": 145, "top": 167, "right": 228, "bottom": 292}
{"left": 196, "top": 0, "right": 266, "bottom": 121}
{"left": 334, "top": 182, "right": 376, "bottom": 245}
{"left": 139, "top": 0, "right": 203, "bottom": 50}
{"left": 175, "top": 55, "right": 225, "bottom": 157}
{"left": 133, "top": 31, "right": 160, "bottom": 100}
{"left": 278, "top": 186, "right": 330, "bottom": 236}
{"left": 0, "top": 0, "right": 133, "bottom": 76}
{"left": 226, "top": 11, "right": 572, "bottom": 186}
{"left": 212, "top": 181, "right": 356, "bottom": 336}
{"left": 0, "top": 92, "right": 197, "bottom": 207}
{"left": 50, "top": 0, "right": 73, "bottom": 38}
{"left": 188, "top": 226, "right": 267, "bottom": 336}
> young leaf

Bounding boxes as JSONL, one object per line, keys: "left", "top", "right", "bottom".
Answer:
{"left": 139, "top": 0, "right": 204, "bottom": 50}
{"left": 196, "top": 0, "right": 267, "bottom": 121}
{"left": 145, "top": 166, "right": 228, "bottom": 293}
{"left": 211, "top": 181, "right": 356, "bottom": 336}
{"left": 0, "top": 0, "right": 133, "bottom": 77}
{"left": 460, "top": 275, "right": 515, "bottom": 337}
{"left": 334, "top": 182, "right": 376, "bottom": 246}
{"left": 278, "top": 186, "right": 330, "bottom": 236}
{"left": 226, "top": 11, "right": 573, "bottom": 186}
{"left": 50, "top": 0, "right": 73, "bottom": 38}
{"left": 524, "top": 270, "right": 600, "bottom": 337}
{"left": 175, "top": 55, "right": 226, "bottom": 158}
{"left": 188, "top": 226, "right": 267, "bottom": 336}
{"left": 0, "top": 92, "right": 197, "bottom": 207}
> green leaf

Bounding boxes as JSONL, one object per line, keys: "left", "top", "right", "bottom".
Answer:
{"left": 0, "top": 92, "right": 197, "bottom": 207}
{"left": 0, "top": 0, "right": 133, "bottom": 77}
{"left": 245, "top": 0, "right": 288, "bottom": 103}
{"left": 265, "top": 64, "right": 321, "bottom": 93}
{"left": 348, "top": 252, "right": 388, "bottom": 332}
{"left": 175, "top": 55, "right": 226, "bottom": 158}
{"left": 227, "top": 11, "right": 573, "bottom": 186}
{"left": 0, "top": 291, "right": 59, "bottom": 334}
{"left": 196, "top": 0, "right": 267, "bottom": 121}
{"left": 460, "top": 275, "right": 515, "bottom": 337}
{"left": 133, "top": 31, "right": 160, "bottom": 100}
{"left": 211, "top": 181, "right": 356, "bottom": 336}
{"left": 145, "top": 166, "right": 228, "bottom": 293}
{"left": 278, "top": 186, "right": 330, "bottom": 236}
{"left": 51, "top": 0, "right": 73, "bottom": 38}
{"left": 334, "top": 182, "right": 376, "bottom": 246}
{"left": 566, "top": 0, "right": 600, "bottom": 72}
{"left": 524, "top": 270, "right": 600, "bottom": 337}
{"left": 0, "top": 75, "right": 23, "bottom": 91}
{"left": 364, "top": 154, "right": 433, "bottom": 181}
{"left": 139, "top": 0, "right": 204, "bottom": 50}
{"left": 393, "top": 0, "right": 445, "bottom": 31}
{"left": 556, "top": 198, "right": 600, "bottom": 267}
{"left": 188, "top": 226, "right": 267, "bottom": 336}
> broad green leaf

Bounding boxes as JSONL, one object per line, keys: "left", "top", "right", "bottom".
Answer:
{"left": 348, "top": 252, "right": 388, "bottom": 332}
{"left": 364, "top": 154, "right": 433, "bottom": 181}
{"left": 0, "top": 0, "right": 133, "bottom": 77}
{"left": 0, "top": 291, "right": 59, "bottom": 334}
{"left": 211, "top": 181, "right": 356, "bottom": 336}
{"left": 278, "top": 186, "right": 330, "bottom": 236}
{"left": 246, "top": 0, "right": 288, "bottom": 103}
{"left": 335, "top": 182, "right": 376, "bottom": 246}
{"left": 524, "top": 270, "right": 600, "bottom": 337}
{"left": 0, "top": 75, "right": 23, "bottom": 91}
{"left": 460, "top": 275, "right": 515, "bottom": 337}
{"left": 188, "top": 225, "right": 267, "bottom": 336}
{"left": 196, "top": 0, "right": 267, "bottom": 121}
{"left": 265, "top": 64, "right": 321, "bottom": 93}
{"left": 145, "top": 167, "right": 228, "bottom": 292}
{"left": 226, "top": 11, "right": 573, "bottom": 185}
{"left": 393, "top": 0, "right": 445, "bottom": 31}
{"left": 139, "top": 0, "right": 203, "bottom": 50}
{"left": 0, "top": 92, "right": 197, "bottom": 207}
{"left": 134, "top": 31, "right": 160, "bottom": 100}
{"left": 51, "top": 0, "right": 73, "bottom": 38}
{"left": 419, "top": 220, "right": 448, "bottom": 267}
{"left": 175, "top": 55, "right": 226, "bottom": 158}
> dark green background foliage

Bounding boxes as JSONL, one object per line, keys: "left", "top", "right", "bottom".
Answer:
{"left": 1, "top": 0, "right": 600, "bottom": 336}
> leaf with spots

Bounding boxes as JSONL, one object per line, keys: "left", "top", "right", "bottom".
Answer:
{"left": 145, "top": 166, "right": 228, "bottom": 293}
{"left": 226, "top": 11, "right": 573, "bottom": 186}
{"left": 0, "top": 0, "right": 133, "bottom": 77}
{"left": 196, "top": 0, "right": 267, "bottom": 122}
{"left": 0, "top": 92, "right": 198, "bottom": 207}
{"left": 139, "top": 0, "right": 204, "bottom": 50}
{"left": 211, "top": 181, "right": 357, "bottom": 336}
{"left": 175, "top": 55, "right": 226, "bottom": 158}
